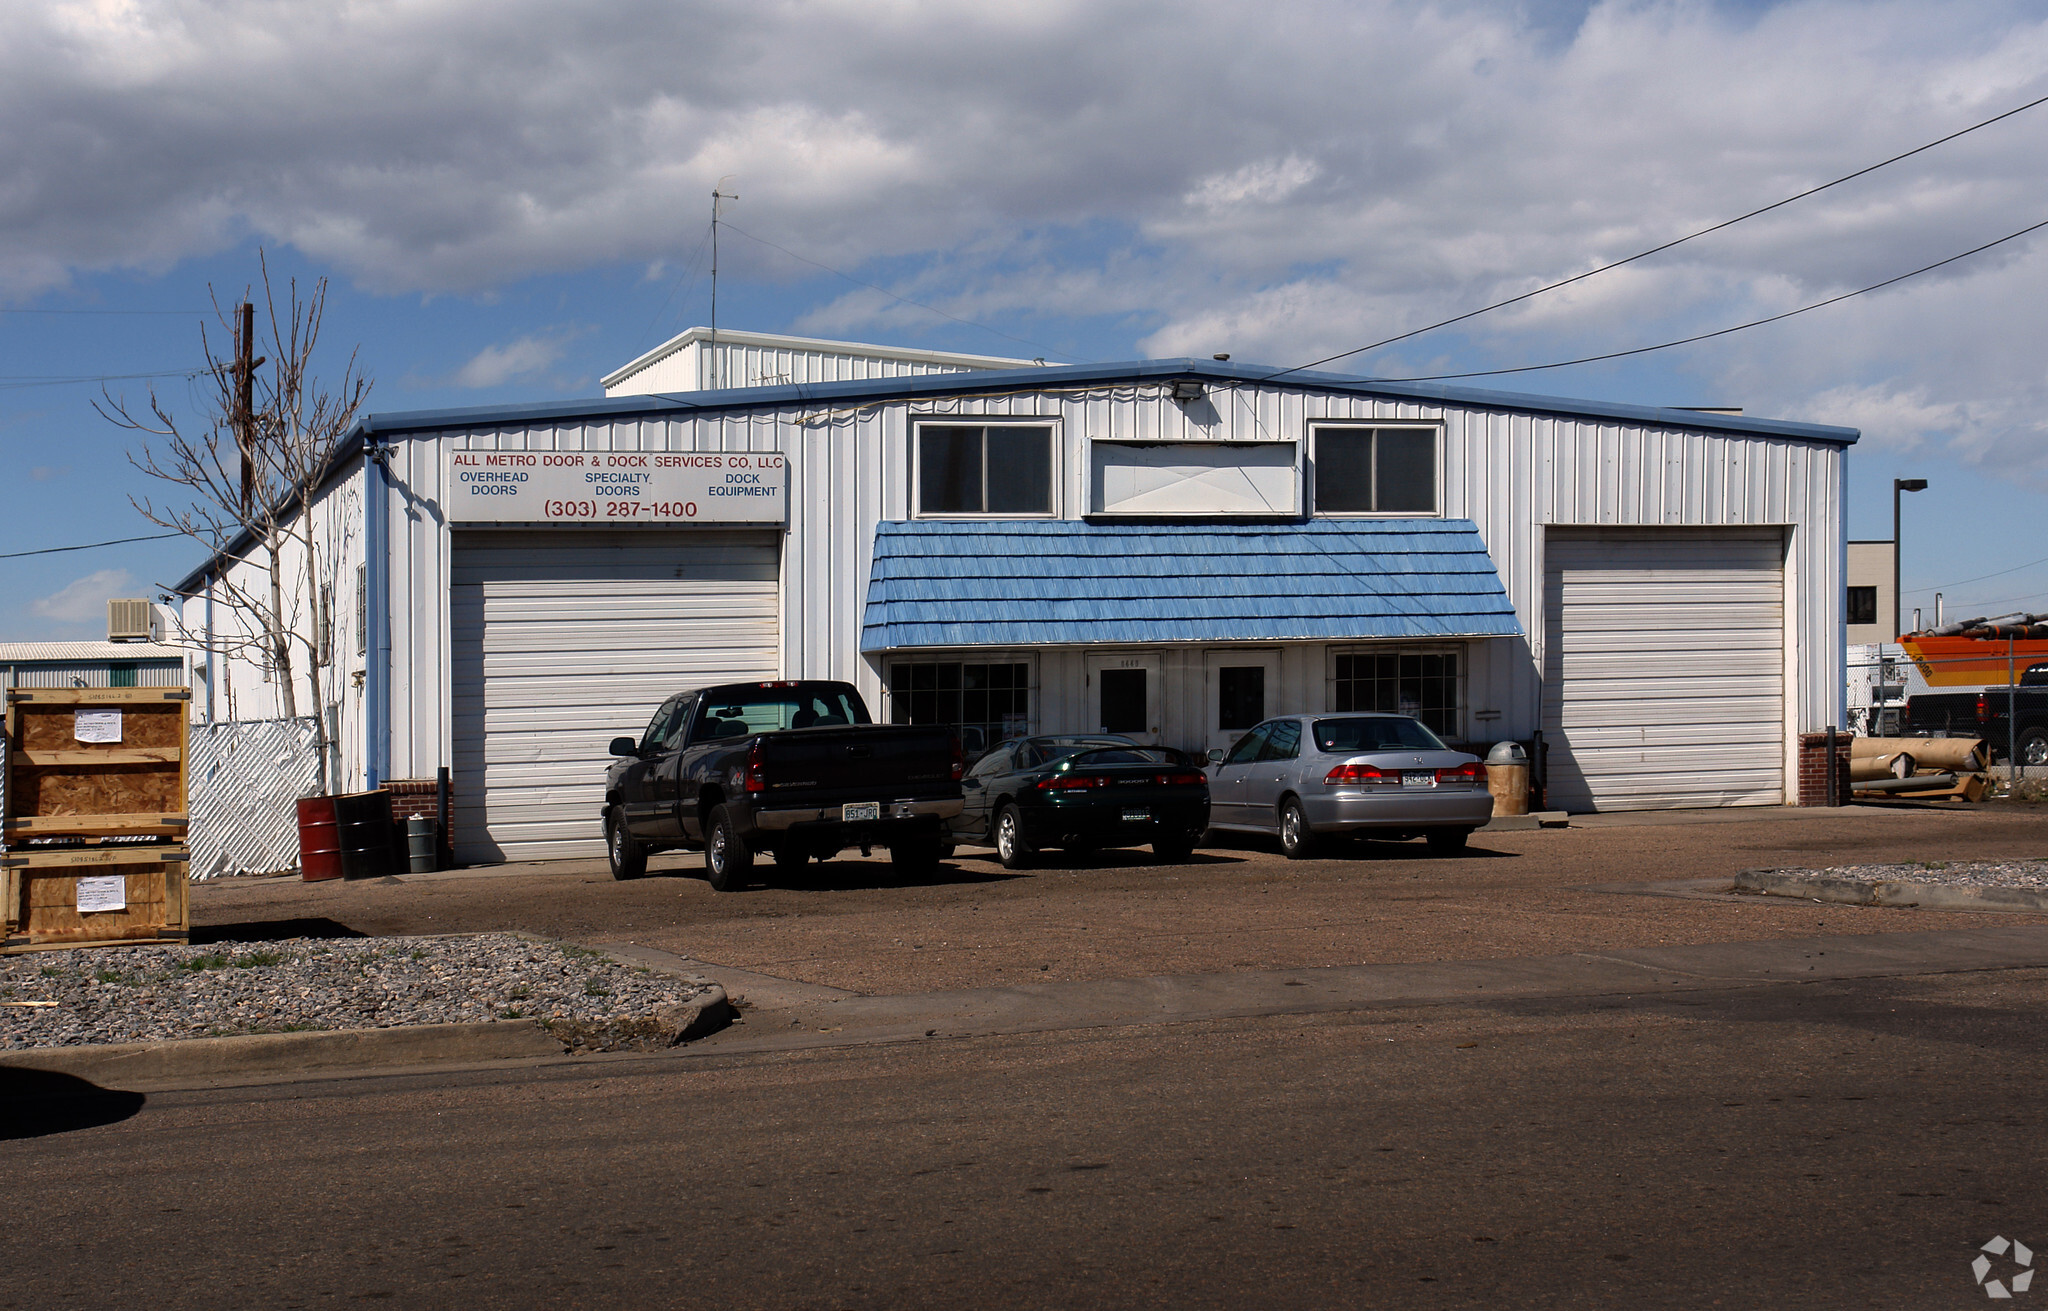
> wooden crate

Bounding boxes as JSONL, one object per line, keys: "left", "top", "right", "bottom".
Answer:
{"left": 1, "top": 844, "right": 190, "bottom": 952}
{"left": 3, "top": 687, "right": 189, "bottom": 844}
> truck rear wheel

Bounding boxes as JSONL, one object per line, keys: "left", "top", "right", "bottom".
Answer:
{"left": 704, "top": 804, "right": 753, "bottom": 891}
{"left": 2021, "top": 728, "right": 2048, "bottom": 769}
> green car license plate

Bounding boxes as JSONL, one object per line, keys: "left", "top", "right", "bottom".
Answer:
{"left": 1122, "top": 808, "right": 1149, "bottom": 822}
{"left": 842, "top": 802, "right": 881, "bottom": 822}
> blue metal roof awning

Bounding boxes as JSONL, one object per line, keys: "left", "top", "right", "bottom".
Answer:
{"left": 861, "top": 520, "right": 1524, "bottom": 652}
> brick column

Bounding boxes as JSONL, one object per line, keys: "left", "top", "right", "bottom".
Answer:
{"left": 1797, "top": 732, "right": 1852, "bottom": 806}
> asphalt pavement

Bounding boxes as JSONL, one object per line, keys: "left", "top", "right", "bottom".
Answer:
{"left": 7, "top": 803, "right": 2048, "bottom": 1308}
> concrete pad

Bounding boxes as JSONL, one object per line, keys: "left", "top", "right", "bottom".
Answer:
{"left": 1734, "top": 868, "right": 2048, "bottom": 913}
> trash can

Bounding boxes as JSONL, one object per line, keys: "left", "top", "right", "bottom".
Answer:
{"left": 1484, "top": 741, "right": 1530, "bottom": 817}
{"left": 406, "top": 816, "right": 439, "bottom": 874}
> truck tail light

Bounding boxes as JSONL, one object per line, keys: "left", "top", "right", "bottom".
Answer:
{"left": 1436, "top": 762, "right": 1486, "bottom": 785}
{"left": 742, "top": 740, "right": 768, "bottom": 793}
{"left": 1977, "top": 694, "right": 1990, "bottom": 722}
{"left": 950, "top": 737, "right": 965, "bottom": 782}
{"left": 1324, "top": 763, "right": 1394, "bottom": 785}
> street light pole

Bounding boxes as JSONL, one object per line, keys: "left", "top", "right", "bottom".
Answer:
{"left": 1893, "top": 477, "right": 1927, "bottom": 639}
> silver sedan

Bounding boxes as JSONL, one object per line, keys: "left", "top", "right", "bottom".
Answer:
{"left": 1205, "top": 714, "right": 1493, "bottom": 857}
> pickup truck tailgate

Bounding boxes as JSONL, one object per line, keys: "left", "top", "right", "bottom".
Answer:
{"left": 754, "top": 726, "right": 959, "bottom": 799}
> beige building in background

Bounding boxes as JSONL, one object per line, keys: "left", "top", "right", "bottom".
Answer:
{"left": 1846, "top": 539, "right": 1895, "bottom": 644}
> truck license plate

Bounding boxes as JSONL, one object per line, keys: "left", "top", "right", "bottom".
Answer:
{"left": 1401, "top": 772, "right": 1436, "bottom": 788}
{"left": 1122, "top": 808, "right": 1149, "bottom": 822}
{"left": 842, "top": 802, "right": 881, "bottom": 822}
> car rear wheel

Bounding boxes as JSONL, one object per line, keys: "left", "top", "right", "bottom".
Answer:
{"left": 704, "top": 804, "right": 753, "bottom": 891}
{"left": 605, "top": 805, "right": 646, "bottom": 881}
{"left": 2021, "top": 727, "right": 2048, "bottom": 769}
{"left": 1278, "top": 798, "right": 1317, "bottom": 860}
{"left": 995, "top": 804, "right": 1035, "bottom": 870}
{"left": 1425, "top": 827, "right": 1470, "bottom": 856}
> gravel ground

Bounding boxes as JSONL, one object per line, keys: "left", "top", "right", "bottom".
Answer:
{"left": 0, "top": 933, "right": 712, "bottom": 1051}
{"left": 1765, "top": 858, "right": 2048, "bottom": 889}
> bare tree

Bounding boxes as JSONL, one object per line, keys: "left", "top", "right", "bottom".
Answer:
{"left": 100, "top": 253, "right": 370, "bottom": 793}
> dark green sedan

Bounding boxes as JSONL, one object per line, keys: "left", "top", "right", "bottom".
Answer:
{"left": 952, "top": 735, "right": 1210, "bottom": 869}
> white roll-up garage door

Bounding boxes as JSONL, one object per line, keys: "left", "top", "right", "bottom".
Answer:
{"left": 450, "top": 529, "right": 780, "bottom": 862}
{"left": 1542, "top": 528, "right": 1785, "bottom": 812}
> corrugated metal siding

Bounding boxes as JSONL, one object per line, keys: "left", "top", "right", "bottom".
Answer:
{"left": 2, "top": 661, "right": 183, "bottom": 688}
{"left": 1543, "top": 529, "right": 1786, "bottom": 811}
{"left": 375, "top": 375, "right": 1843, "bottom": 832}
{"left": 447, "top": 529, "right": 780, "bottom": 862}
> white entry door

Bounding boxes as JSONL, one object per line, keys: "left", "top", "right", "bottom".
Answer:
{"left": 1083, "top": 650, "right": 1162, "bottom": 744}
{"left": 1205, "top": 649, "right": 1280, "bottom": 756}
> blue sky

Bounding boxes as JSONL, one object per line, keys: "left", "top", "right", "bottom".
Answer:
{"left": 4, "top": 0, "right": 2046, "bottom": 639}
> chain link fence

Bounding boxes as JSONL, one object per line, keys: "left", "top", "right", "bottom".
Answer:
{"left": 188, "top": 717, "right": 322, "bottom": 879}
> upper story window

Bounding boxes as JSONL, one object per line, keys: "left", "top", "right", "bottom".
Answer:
{"left": 1312, "top": 425, "right": 1439, "bottom": 515}
{"left": 916, "top": 422, "right": 1056, "bottom": 516}
{"left": 1846, "top": 586, "right": 1878, "bottom": 627}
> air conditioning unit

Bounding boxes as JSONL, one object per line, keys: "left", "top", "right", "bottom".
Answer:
{"left": 107, "top": 598, "right": 161, "bottom": 643}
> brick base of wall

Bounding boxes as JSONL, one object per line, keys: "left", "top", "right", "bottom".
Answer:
{"left": 384, "top": 778, "right": 445, "bottom": 822}
{"left": 1797, "top": 732, "right": 1852, "bottom": 806}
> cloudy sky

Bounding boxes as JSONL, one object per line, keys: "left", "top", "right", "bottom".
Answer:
{"left": 3, "top": 0, "right": 2046, "bottom": 642}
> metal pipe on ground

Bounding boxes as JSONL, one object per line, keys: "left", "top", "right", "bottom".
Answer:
{"left": 1851, "top": 773, "right": 1960, "bottom": 794}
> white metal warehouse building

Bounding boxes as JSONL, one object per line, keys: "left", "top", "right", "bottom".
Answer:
{"left": 174, "top": 332, "right": 1856, "bottom": 863}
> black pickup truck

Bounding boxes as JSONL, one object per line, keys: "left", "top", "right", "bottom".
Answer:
{"left": 602, "top": 680, "right": 963, "bottom": 889}
{"left": 1903, "top": 663, "right": 2048, "bottom": 766}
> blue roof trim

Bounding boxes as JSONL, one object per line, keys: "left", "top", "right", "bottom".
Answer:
{"left": 860, "top": 519, "right": 1524, "bottom": 652}
{"left": 348, "top": 357, "right": 1859, "bottom": 447}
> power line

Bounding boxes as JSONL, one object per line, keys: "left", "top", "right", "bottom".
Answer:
{"left": 1269, "top": 89, "right": 2048, "bottom": 382}
{"left": 716, "top": 221, "right": 1086, "bottom": 363}
{"left": 0, "top": 531, "right": 184, "bottom": 560}
{"left": 1908, "top": 553, "right": 2048, "bottom": 595}
{"left": 0, "top": 368, "right": 206, "bottom": 392}
{"left": 1367, "top": 215, "right": 2048, "bottom": 383}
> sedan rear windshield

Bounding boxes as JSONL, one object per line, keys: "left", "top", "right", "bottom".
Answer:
{"left": 696, "top": 688, "right": 872, "bottom": 739}
{"left": 1064, "top": 747, "right": 1179, "bottom": 767}
{"left": 1313, "top": 717, "right": 1447, "bottom": 753}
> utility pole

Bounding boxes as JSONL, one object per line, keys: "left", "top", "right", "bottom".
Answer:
{"left": 233, "top": 302, "right": 265, "bottom": 516}
{"left": 709, "top": 182, "right": 736, "bottom": 390}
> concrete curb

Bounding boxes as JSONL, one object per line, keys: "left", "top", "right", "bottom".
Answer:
{"left": 0, "top": 1019, "right": 564, "bottom": 1086}
{"left": 1734, "top": 868, "right": 2048, "bottom": 913}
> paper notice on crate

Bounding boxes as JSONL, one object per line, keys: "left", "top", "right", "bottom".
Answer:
{"left": 75, "top": 875, "right": 127, "bottom": 914}
{"left": 74, "top": 709, "right": 123, "bottom": 743}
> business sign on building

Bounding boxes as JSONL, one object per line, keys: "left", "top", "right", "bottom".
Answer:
{"left": 446, "top": 450, "right": 786, "bottom": 524}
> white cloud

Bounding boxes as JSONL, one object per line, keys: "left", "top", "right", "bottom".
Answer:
{"left": 3, "top": 0, "right": 2048, "bottom": 482}
{"left": 31, "top": 567, "right": 136, "bottom": 624}
{"left": 453, "top": 332, "right": 575, "bottom": 389}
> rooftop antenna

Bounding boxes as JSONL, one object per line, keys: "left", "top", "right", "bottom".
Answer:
{"left": 710, "top": 177, "right": 737, "bottom": 390}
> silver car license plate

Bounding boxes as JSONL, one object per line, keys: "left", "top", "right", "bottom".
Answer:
{"left": 1122, "top": 808, "right": 1149, "bottom": 822}
{"left": 1401, "top": 771, "right": 1436, "bottom": 788}
{"left": 842, "top": 802, "right": 881, "bottom": 822}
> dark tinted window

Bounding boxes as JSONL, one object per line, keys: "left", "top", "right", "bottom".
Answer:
{"left": 1313, "top": 717, "right": 1448, "bottom": 752}
{"left": 1069, "top": 747, "right": 1177, "bottom": 767}
{"left": 1313, "top": 427, "right": 1437, "bottom": 514}
{"left": 1217, "top": 664, "right": 1265, "bottom": 732}
{"left": 696, "top": 687, "right": 870, "bottom": 737}
{"left": 640, "top": 696, "right": 682, "bottom": 752}
{"left": 969, "top": 749, "right": 1012, "bottom": 778}
{"left": 1846, "top": 585, "right": 1878, "bottom": 626}
{"left": 919, "top": 426, "right": 981, "bottom": 513}
{"left": 918, "top": 424, "right": 1052, "bottom": 514}
{"left": 1333, "top": 651, "right": 1460, "bottom": 738}
{"left": 1261, "top": 720, "right": 1302, "bottom": 761}
{"left": 1223, "top": 724, "right": 1271, "bottom": 766}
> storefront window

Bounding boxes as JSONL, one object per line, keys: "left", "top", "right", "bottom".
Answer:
{"left": 889, "top": 660, "right": 1032, "bottom": 758}
{"left": 1332, "top": 651, "right": 1461, "bottom": 739}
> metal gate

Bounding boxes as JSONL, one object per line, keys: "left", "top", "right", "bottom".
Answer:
{"left": 187, "top": 717, "right": 323, "bottom": 878}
